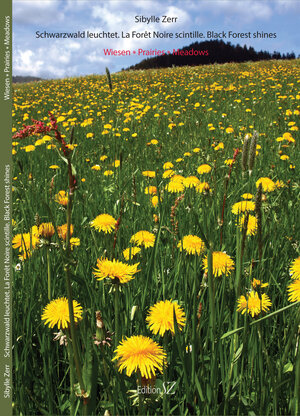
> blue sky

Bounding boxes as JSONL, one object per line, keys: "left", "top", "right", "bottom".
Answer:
{"left": 13, "top": 0, "right": 300, "bottom": 79}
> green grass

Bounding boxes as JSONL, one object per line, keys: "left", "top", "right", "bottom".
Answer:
{"left": 12, "top": 59, "right": 300, "bottom": 415}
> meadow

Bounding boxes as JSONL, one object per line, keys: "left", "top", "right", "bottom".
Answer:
{"left": 12, "top": 59, "right": 300, "bottom": 416}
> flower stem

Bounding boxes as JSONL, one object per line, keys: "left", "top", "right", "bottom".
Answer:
{"left": 207, "top": 247, "right": 217, "bottom": 409}
{"left": 137, "top": 370, "right": 144, "bottom": 416}
{"left": 114, "top": 283, "right": 120, "bottom": 348}
{"left": 191, "top": 256, "right": 197, "bottom": 386}
{"left": 46, "top": 246, "right": 51, "bottom": 300}
{"left": 163, "top": 333, "right": 168, "bottom": 416}
{"left": 64, "top": 187, "right": 86, "bottom": 401}
{"left": 294, "top": 333, "right": 300, "bottom": 416}
{"left": 66, "top": 330, "right": 76, "bottom": 416}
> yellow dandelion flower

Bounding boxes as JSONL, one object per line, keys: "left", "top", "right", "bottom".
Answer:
{"left": 146, "top": 300, "right": 186, "bottom": 336}
{"left": 203, "top": 251, "right": 235, "bottom": 277}
{"left": 54, "top": 190, "right": 68, "bottom": 207}
{"left": 123, "top": 246, "right": 141, "bottom": 261}
{"left": 151, "top": 195, "right": 160, "bottom": 208}
{"left": 214, "top": 142, "right": 224, "bottom": 150}
{"left": 100, "top": 155, "right": 108, "bottom": 161}
{"left": 183, "top": 176, "right": 200, "bottom": 188}
{"left": 144, "top": 186, "right": 157, "bottom": 195}
{"left": 280, "top": 155, "right": 289, "bottom": 160}
{"left": 142, "top": 171, "right": 156, "bottom": 178}
{"left": 92, "top": 165, "right": 101, "bottom": 171}
{"left": 237, "top": 291, "right": 271, "bottom": 317}
{"left": 49, "top": 165, "right": 60, "bottom": 169}
{"left": 256, "top": 177, "right": 276, "bottom": 192}
{"left": 104, "top": 170, "right": 114, "bottom": 176}
{"left": 93, "top": 258, "right": 139, "bottom": 284}
{"left": 112, "top": 335, "right": 166, "bottom": 379}
{"left": 197, "top": 164, "right": 212, "bottom": 174}
{"left": 195, "top": 182, "right": 211, "bottom": 194}
{"left": 289, "top": 257, "right": 300, "bottom": 280}
{"left": 41, "top": 297, "right": 83, "bottom": 329}
{"left": 38, "top": 222, "right": 55, "bottom": 239}
{"left": 165, "top": 180, "right": 185, "bottom": 193}
{"left": 18, "top": 249, "right": 33, "bottom": 261}
{"left": 251, "top": 279, "right": 269, "bottom": 289}
{"left": 226, "top": 127, "right": 234, "bottom": 133}
{"left": 224, "top": 159, "right": 235, "bottom": 166}
{"left": 283, "top": 132, "right": 295, "bottom": 142}
{"left": 238, "top": 214, "right": 258, "bottom": 236}
{"left": 90, "top": 214, "right": 117, "bottom": 234}
{"left": 275, "top": 180, "right": 285, "bottom": 189}
{"left": 12, "top": 229, "right": 40, "bottom": 253}
{"left": 151, "top": 139, "right": 158, "bottom": 145}
{"left": 242, "top": 193, "right": 253, "bottom": 200}
{"left": 231, "top": 201, "right": 255, "bottom": 215}
{"left": 57, "top": 224, "right": 74, "bottom": 241}
{"left": 43, "top": 135, "right": 52, "bottom": 142}
{"left": 25, "top": 145, "right": 35, "bottom": 152}
{"left": 70, "top": 237, "right": 80, "bottom": 250}
{"left": 287, "top": 279, "right": 300, "bottom": 303}
{"left": 178, "top": 235, "right": 205, "bottom": 256}
{"left": 170, "top": 175, "right": 184, "bottom": 183}
{"left": 130, "top": 231, "right": 155, "bottom": 248}
{"left": 193, "top": 147, "right": 201, "bottom": 153}
{"left": 163, "top": 169, "right": 175, "bottom": 179}
{"left": 163, "top": 162, "right": 174, "bottom": 170}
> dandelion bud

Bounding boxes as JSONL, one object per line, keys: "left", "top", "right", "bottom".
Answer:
{"left": 105, "top": 67, "right": 112, "bottom": 91}
{"left": 242, "top": 134, "right": 250, "bottom": 172}
{"left": 34, "top": 212, "right": 40, "bottom": 227}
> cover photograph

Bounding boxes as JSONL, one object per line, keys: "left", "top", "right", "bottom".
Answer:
{"left": 1, "top": 0, "right": 300, "bottom": 415}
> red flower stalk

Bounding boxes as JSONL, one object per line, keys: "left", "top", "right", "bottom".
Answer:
{"left": 12, "top": 119, "right": 51, "bottom": 140}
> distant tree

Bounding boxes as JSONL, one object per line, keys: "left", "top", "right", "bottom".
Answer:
{"left": 125, "top": 40, "right": 294, "bottom": 71}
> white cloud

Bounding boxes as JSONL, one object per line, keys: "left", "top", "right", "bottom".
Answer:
{"left": 161, "top": 6, "right": 189, "bottom": 26}
{"left": 13, "top": 0, "right": 65, "bottom": 25}
{"left": 274, "top": 0, "right": 300, "bottom": 13}
{"left": 86, "top": 51, "right": 110, "bottom": 63}
{"left": 13, "top": 49, "right": 44, "bottom": 76}
{"left": 13, "top": 37, "right": 113, "bottom": 79}
{"left": 185, "top": 0, "right": 273, "bottom": 23}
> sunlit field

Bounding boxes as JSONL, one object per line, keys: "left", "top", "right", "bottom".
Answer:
{"left": 12, "top": 60, "right": 300, "bottom": 416}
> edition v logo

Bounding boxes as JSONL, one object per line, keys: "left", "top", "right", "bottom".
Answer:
{"left": 163, "top": 381, "right": 176, "bottom": 395}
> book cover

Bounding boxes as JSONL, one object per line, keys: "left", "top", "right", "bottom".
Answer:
{"left": 1, "top": 1, "right": 299, "bottom": 415}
